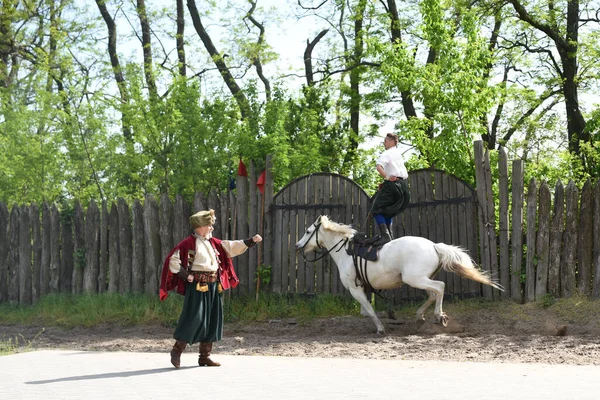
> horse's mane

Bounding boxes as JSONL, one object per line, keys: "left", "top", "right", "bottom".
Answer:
{"left": 320, "top": 216, "right": 356, "bottom": 239}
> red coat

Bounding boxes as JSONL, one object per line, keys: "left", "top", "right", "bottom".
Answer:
{"left": 159, "top": 235, "right": 239, "bottom": 301}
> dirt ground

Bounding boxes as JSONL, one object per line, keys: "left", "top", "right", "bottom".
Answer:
{"left": 3, "top": 301, "right": 600, "bottom": 365}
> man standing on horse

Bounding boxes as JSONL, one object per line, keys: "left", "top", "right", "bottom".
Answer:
{"left": 370, "top": 133, "right": 410, "bottom": 246}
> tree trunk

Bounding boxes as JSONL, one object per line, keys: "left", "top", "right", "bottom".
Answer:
{"left": 136, "top": 0, "right": 158, "bottom": 99}
{"left": 95, "top": 0, "right": 132, "bottom": 140}
{"left": 176, "top": 0, "right": 186, "bottom": 76}
{"left": 342, "top": 0, "right": 367, "bottom": 173}
{"left": 304, "top": 30, "right": 328, "bottom": 87}
{"left": 386, "top": 0, "right": 417, "bottom": 119}
{"left": 187, "top": 0, "right": 251, "bottom": 119}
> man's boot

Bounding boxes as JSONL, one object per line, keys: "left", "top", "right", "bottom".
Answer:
{"left": 198, "top": 342, "right": 221, "bottom": 367}
{"left": 386, "top": 223, "right": 393, "bottom": 240}
{"left": 170, "top": 340, "right": 187, "bottom": 369}
{"left": 373, "top": 223, "right": 392, "bottom": 246}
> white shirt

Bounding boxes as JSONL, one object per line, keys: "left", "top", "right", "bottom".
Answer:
{"left": 376, "top": 146, "right": 408, "bottom": 179}
{"left": 168, "top": 236, "right": 249, "bottom": 274}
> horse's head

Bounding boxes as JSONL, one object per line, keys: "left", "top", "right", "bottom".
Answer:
{"left": 295, "top": 215, "right": 324, "bottom": 253}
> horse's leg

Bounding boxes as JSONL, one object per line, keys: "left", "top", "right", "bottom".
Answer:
{"left": 415, "top": 290, "right": 436, "bottom": 325}
{"left": 348, "top": 286, "right": 385, "bottom": 335}
{"left": 404, "top": 277, "right": 447, "bottom": 326}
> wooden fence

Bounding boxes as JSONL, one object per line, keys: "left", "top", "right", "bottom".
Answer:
{"left": 1, "top": 143, "right": 600, "bottom": 305}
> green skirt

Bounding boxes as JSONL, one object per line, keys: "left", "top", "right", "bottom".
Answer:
{"left": 371, "top": 180, "right": 410, "bottom": 218}
{"left": 173, "top": 281, "right": 223, "bottom": 344}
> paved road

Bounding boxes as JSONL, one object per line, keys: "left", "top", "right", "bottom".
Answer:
{"left": 1, "top": 350, "right": 599, "bottom": 399}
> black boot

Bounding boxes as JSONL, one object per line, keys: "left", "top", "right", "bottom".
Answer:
{"left": 373, "top": 223, "right": 392, "bottom": 246}
{"left": 386, "top": 223, "right": 393, "bottom": 240}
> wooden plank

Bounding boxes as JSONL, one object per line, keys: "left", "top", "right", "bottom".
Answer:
{"left": 305, "top": 175, "right": 316, "bottom": 293}
{"left": 159, "top": 194, "right": 173, "bottom": 261}
{"left": 236, "top": 173, "right": 249, "bottom": 295}
{"left": 548, "top": 181, "right": 564, "bottom": 297}
{"left": 474, "top": 142, "right": 492, "bottom": 300}
{"left": 288, "top": 181, "right": 298, "bottom": 293}
{"left": 131, "top": 199, "right": 145, "bottom": 294}
{"left": 455, "top": 180, "right": 470, "bottom": 294}
{"left": 440, "top": 174, "right": 455, "bottom": 295}
{"left": 449, "top": 176, "right": 463, "bottom": 295}
{"left": 143, "top": 194, "right": 161, "bottom": 295}
{"left": 49, "top": 205, "right": 61, "bottom": 294}
{"left": 61, "top": 207, "right": 74, "bottom": 294}
{"left": 18, "top": 204, "right": 32, "bottom": 304}
{"left": 577, "top": 180, "right": 593, "bottom": 296}
{"left": 341, "top": 178, "right": 351, "bottom": 298}
{"left": 84, "top": 200, "right": 100, "bottom": 293}
{"left": 315, "top": 175, "right": 326, "bottom": 293}
{"left": 525, "top": 178, "right": 537, "bottom": 302}
{"left": 99, "top": 201, "right": 109, "bottom": 293}
{"left": 432, "top": 171, "right": 449, "bottom": 294}
{"left": 263, "top": 155, "right": 274, "bottom": 281}
{"left": 108, "top": 202, "right": 120, "bottom": 294}
{"left": 465, "top": 178, "right": 480, "bottom": 295}
{"left": 417, "top": 172, "right": 429, "bottom": 240}
{"left": 484, "top": 149, "right": 500, "bottom": 299}
{"left": 296, "top": 177, "right": 307, "bottom": 293}
{"left": 562, "top": 181, "right": 579, "bottom": 297}
{"left": 281, "top": 180, "right": 291, "bottom": 293}
{"left": 330, "top": 176, "right": 341, "bottom": 294}
{"left": 510, "top": 160, "right": 524, "bottom": 301}
{"left": 30, "top": 203, "right": 41, "bottom": 303}
{"left": 72, "top": 201, "right": 85, "bottom": 295}
{"left": 272, "top": 188, "right": 283, "bottom": 294}
{"left": 209, "top": 189, "right": 222, "bottom": 239}
{"left": 7, "top": 205, "right": 19, "bottom": 303}
{"left": 593, "top": 179, "right": 600, "bottom": 298}
{"left": 498, "top": 148, "right": 510, "bottom": 298}
{"left": 40, "top": 203, "right": 51, "bottom": 297}
{"left": 535, "top": 182, "right": 551, "bottom": 299}
{"left": 248, "top": 163, "right": 258, "bottom": 295}
{"left": 321, "top": 176, "right": 332, "bottom": 293}
{"left": 0, "top": 203, "right": 9, "bottom": 302}
{"left": 118, "top": 198, "right": 132, "bottom": 294}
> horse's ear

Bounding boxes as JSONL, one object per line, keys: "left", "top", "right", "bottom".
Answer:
{"left": 316, "top": 215, "right": 322, "bottom": 223}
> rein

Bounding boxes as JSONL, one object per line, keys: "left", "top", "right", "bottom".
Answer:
{"left": 299, "top": 222, "right": 349, "bottom": 263}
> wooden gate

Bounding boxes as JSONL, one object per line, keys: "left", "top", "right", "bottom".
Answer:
{"left": 269, "top": 173, "right": 372, "bottom": 294}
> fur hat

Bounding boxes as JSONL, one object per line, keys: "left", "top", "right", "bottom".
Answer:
{"left": 190, "top": 209, "right": 216, "bottom": 229}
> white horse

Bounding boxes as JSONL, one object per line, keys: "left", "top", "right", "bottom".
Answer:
{"left": 294, "top": 215, "right": 503, "bottom": 335}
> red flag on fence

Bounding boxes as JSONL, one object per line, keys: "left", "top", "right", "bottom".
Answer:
{"left": 237, "top": 158, "right": 248, "bottom": 177}
{"left": 256, "top": 170, "right": 266, "bottom": 194}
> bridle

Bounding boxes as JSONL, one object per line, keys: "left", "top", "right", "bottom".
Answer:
{"left": 298, "top": 221, "right": 348, "bottom": 262}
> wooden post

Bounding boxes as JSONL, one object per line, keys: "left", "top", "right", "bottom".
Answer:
{"left": 18, "top": 204, "right": 32, "bottom": 304}
{"left": 535, "top": 182, "right": 551, "bottom": 299}
{"left": 84, "top": 200, "right": 100, "bottom": 293}
{"left": 510, "top": 160, "right": 524, "bottom": 302}
{"left": 548, "top": 181, "right": 564, "bottom": 297}
{"left": 577, "top": 180, "right": 593, "bottom": 296}
{"left": 525, "top": 178, "right": 537, "bottom": 302}
{"left": 562, "top": 181, "right": 579, "bottom": 297}
{"left": 498, "top": 148, "right": 510, "bottom": 298}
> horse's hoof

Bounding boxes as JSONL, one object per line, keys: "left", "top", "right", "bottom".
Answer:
{"left": 376, "top": 329, "right": 386, "bottom": 336}
{"left": 415, "top": 318, "right": 425, "bottom": 328}
{"left": 437, "top": 314, "right": 449, "bottom": 327}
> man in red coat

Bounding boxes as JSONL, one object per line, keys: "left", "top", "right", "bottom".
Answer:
{"left": 159, "top": 209, "right": 261, "bottom": 368}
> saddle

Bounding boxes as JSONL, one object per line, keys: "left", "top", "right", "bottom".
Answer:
{"left": 346, "top": 233, "right": 383, "bottom": 262}
{"left": 346, "top": 233, "right": 384, "bottom": 292}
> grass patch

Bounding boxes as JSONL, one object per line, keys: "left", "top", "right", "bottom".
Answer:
{"left": 0, "top": 292, "right": 363, "bottom": 329}
{"left": 0, "top": 328, "right": 45, "bottom": 356}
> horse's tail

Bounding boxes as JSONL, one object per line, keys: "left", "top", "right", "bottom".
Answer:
{"left": 433, "top": 243, "right": 504, "bottom": 291}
